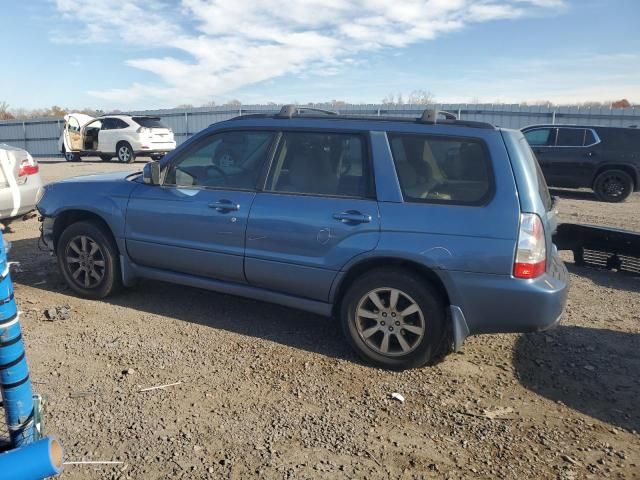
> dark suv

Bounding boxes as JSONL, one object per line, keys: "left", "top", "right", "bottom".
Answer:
{"left": 38, "top": 107, "right": 568, "bottom": 369}
{"left": 522, "top": 124, "right": 640, "bottom": 202}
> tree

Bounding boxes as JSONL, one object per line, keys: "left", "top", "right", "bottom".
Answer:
{"left": 382, "top": 93, "right": 395, "bottom": 105}
{"left": 0, "top": 101, "right": 13, "bottom": 120}
{"left": 224, "top": 99, "right": 242, "bottom": 107}
{"left": 611, "top": 99, "right": 631, "bottom": 109}
{"left": 407, "top": 90, "right": 434, "bottom": 105}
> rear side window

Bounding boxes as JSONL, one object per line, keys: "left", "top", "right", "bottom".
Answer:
{"left": 133, "top": 117, "right": 167, "bottom": 128}
{"left": 267, "top": 132, "right": 372, "bottom": 198}
{"left": 556, "top": 128, "right": 585, "bottom": 147}
{"left": 388, "top": 133, "right": 493, "bottom": 205}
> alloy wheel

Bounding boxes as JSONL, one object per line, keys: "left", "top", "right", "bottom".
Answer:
{"left": 118, "top": 146, "right": 131, "bottom": 162}
{"left": 602, "top": 175, "right": 625, "bottom": 198}
{"left": 355, "top": 287, "right": 425, "bottom": 357}
{"left": 65, "top": 235, "right": 106, "bottom": 288}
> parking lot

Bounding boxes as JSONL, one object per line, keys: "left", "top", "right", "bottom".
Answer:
{"left": 5, "top": 157, "right": 640, "bottom": 479}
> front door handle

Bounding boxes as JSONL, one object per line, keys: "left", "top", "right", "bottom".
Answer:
{"left": 333, "top": 210, "right": 372, "bottom": 224}
{"left": 209, "top": 200, "right": 240, "bottom": 212}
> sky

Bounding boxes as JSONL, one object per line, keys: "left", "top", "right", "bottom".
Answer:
{"left": 1, "top": 0, "right": 639, "bottom": 111}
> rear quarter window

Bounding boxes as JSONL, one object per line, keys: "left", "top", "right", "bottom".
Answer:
{"left": 521, "top": 138, "right": 554, "bottom": 211}
{"left": 387, "top": 133, "right": 493, "bottom": 205}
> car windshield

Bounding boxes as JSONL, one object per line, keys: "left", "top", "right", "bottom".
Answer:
{"left": 133, "top": 117, "right": 167, "bottom": 128}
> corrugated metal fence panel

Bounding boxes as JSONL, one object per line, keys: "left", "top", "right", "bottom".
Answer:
{"left": 0, "top": 104, "right": 638, "bottom": 156}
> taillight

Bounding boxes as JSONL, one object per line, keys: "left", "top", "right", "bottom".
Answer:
{"left": 18, "top": 156, "right": 39, "bottom": 177}
{"left": 514, "top": 213, "right": 546, "bottom": 279}
{"left": 137, "top": 126, "right": 151, "bottom": 134}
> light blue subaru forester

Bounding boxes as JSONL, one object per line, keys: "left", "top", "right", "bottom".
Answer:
{"left": 38, "top": 106, "right": 568, "bottom": 369}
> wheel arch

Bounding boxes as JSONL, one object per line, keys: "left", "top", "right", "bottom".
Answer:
{"left": 52, "top": 209, "right": 119, "bottom": 254}
{"left": 592, "top": 164, "right": 639, "bottom": 191}
{"left": 331, "top": 256, "right": 452, "bottom": 317}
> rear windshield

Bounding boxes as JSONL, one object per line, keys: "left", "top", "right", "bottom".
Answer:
{"left": 521, "top": 138, "right": 553, "bottom": 211}
{"left": 132, "top": 117, "right": 167, "bottom": 128}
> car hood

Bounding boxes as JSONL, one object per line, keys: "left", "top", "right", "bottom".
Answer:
{"left": 57, "top": 171, "right": 138, "bottom": 184}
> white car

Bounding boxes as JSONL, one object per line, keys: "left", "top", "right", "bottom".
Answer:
{"left": 0, "top": 144, "right": 43, "bottom": 220}
{"left": 58, "top": 114, "right": 176, "bottom": 163}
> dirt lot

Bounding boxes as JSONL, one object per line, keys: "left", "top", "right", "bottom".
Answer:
{"left": 4, "top": 157, "right": 639, "bottom": 479}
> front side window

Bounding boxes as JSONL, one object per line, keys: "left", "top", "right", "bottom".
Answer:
{"left": 556, "top": 128, "right": 585, "bottom": 147}
{"left": 388, "top": 133, "right": 493, "bottom": 205}
{"left": 164, "top": 131, "right": 275, "bottom": 190}
{"left": 267, "top": 132, "right": 371, "bottom": 198}
{"left": 524, "top": 128, "right": 554, "bottom": 146}
{"left": 67, "top": 117, "right": 80, "bottom": 132}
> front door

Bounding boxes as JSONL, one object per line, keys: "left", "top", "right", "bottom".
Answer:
{"left": 125, "top": 130, "right": 277, "bottom": 282}
{"left": 64, "top": 116, "right": 83, "bottom": 151}
{"left": 245, "top": 131, "right": 380, "bottom": 301}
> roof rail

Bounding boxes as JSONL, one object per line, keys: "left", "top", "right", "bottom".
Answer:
{"left": 419, "top": 109, "right": 457, "bottom": 124}
{"left": 275, "top": 105, "right": 339, "bottom": 119}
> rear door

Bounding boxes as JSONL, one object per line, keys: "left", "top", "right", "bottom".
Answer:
{"left": 98, "top": 118, "right": 128, "bottom": 154}
{"left": 125, "top": 130, "right": 276, "bottom": 282}
{"left": 546, "top": 127, "right": 595, "bottom": 187}
{"left": 244, "top": 130, "right": 380, "bottom": 301}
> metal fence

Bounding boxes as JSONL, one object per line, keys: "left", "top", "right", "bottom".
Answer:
{"left": 1, "top": 103, "right": 638, "bottom": 157}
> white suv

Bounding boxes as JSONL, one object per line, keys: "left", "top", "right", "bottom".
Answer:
{"left": 59, "top": 114, "right": 176, "bottom": 163}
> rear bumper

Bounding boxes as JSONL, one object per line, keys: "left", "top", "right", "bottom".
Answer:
{"left": 0, "top": 177, "right": 43, "bottom": 220}
{"left": 449, "top": 253, "right": 569, "bottom": 336}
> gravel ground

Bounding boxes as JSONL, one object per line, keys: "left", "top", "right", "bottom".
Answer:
{"left": 3, "top": 157, "right": 639, "bottom": 479}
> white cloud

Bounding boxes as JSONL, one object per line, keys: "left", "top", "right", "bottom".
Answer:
{"left": 54, "top": 0, "right": 565, "bottom": 105}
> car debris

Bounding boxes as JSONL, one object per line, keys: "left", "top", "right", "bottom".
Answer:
{"left": 554, "top": 222, "right": 640, "bottom": 273}
{"left": 390, "top": 392, "right": 405, "bottom": 403}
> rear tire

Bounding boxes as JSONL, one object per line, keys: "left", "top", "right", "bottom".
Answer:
{"left": 117, "top": 142, "right": 135, "bottom": 163}
{"left": 57, "top": 221, "right": 122, "bottom": 299}
{"left": 593, "top": 169, "right": 633, "bottom": 202}
{"left": 99, "top": 154, "right": 113, "bottom": 162}
{"left": 340, "top": 268, "right": 447, "bottom": 370}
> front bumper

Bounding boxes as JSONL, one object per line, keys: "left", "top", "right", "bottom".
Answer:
{"left": 40, "top": 216, "right": 55, "bottom": 252}
{"left": 449, "top": 252, "right": 569, "bottom": 336}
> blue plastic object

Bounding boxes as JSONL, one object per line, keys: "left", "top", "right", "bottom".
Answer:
{"left": 0, "top": 237, "right": 35, "bottom": 447}
{"left": 0, "top": 436, "right": 63, "bottom": 479}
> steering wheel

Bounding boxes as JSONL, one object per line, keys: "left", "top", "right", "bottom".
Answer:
{"left": 205, "top": 164, "right": 228, "bottom": 185}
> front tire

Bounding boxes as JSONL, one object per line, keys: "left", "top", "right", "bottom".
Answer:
{"left": 117, "top": 142, "right": 135, "bottom": 163}
{"left": 340, "top": 269, "right": 446, "bottom": 370}
{"left": 57, "top": 221, "right": 122, "bottom": 299}
{"left": 63, "top": 148, "right": 81, "bottom": 162}
{"left": 593, "top": 169, "right": 633, "bottom": 202}
{"left": 99, "top": 154, "right": 113, "bottom": 162}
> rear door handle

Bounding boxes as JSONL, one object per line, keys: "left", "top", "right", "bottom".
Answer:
{"left": 333, "top": 211, "right": 372, "bottom": 224}
{"left": 209, "top": 200, "right": 240, "bottom": 212}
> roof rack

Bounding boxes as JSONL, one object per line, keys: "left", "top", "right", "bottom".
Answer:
{"left": 419, "top": 109, "right": 457, "bottom": 124}
{"left": 276, "top": 105, "right": 339, "bottom": 118}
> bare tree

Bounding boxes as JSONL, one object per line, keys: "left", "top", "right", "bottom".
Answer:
{"left": 407, "top": 90, "right": 434, "bottom": 105}
{"left": 382, "top": 93, "right": 395, "bottom": 105}
{"left": 0, "top": 101, "right": 14, "bottom": 120}
{"left": 224, "top": 99, "right": 242, "bottom": 107}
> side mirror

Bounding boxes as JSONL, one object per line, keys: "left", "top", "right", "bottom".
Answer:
{"left": 143, "top": 161, "right": 161, "bottom": 185}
